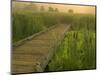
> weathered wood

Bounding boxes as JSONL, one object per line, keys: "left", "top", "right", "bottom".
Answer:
{"left": 11, "top": 24, "right": 70, "bottom": 74}
{"left": 13, "top": 24, "right": 57, "bottom": 47}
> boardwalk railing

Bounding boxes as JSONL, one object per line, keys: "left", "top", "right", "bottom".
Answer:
{"left": 13, "top": 24, "right": 58, "bottom": 47}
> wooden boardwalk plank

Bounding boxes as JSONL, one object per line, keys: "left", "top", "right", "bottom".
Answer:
{"left": 11, "top": 24, "right": 70, "bottom": 74}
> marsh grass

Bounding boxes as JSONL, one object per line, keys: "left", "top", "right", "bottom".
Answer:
{"left": 46, "top": 31, "right": 96, "bottom": 71}
{"left": 45, "top": 14, "right": 96, "bottom": 71}
{"left": 12, "top": 4, "right": 96, "bottom": 71}
{"left": 12, "top": 11, "right": 73, "bottom": 43}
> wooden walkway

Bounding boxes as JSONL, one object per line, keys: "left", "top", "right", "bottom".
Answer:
{"left": 11, "top": 24, "right": 70, "bottom": 74}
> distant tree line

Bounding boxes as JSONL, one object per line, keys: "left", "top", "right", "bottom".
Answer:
{"left": 40, "top": 6, "right": 74, "bottom": 14}
{"left": 40, "top": 6, "right": 59, "bottom": 12}
{"left": 68, "top": 9, "right": 74, "bottom": 14}
{"left": 13, "top": 1, "right": 74, "bottom": 14}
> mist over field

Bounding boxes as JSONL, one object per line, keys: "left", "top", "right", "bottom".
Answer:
{"left": 12, "top": 1, "right": 95, "bottom": 14}
{"left": 12, "top": 1, "right": 96, "bottom": 73}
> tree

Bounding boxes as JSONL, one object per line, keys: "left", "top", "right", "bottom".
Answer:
{"left": 48, "top": 6, "right": 54, "bottom": 12}
{"left": 25, "top": 3, "right": 38, "bottom": 11}
{"left": 68, "top": 9, "right": 74, "bottom": 14}
{"left": 40, "top": 6, "right": 45, "bottom": 12}
{"left": 55, "top": 8, "right": 59, "bottom": 12}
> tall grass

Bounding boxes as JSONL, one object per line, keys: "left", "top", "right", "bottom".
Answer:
{"left": 12, "top": 11, "right": 45, "bottom": 42}
{"left": 12, "top": 1, "right": 76, "bottom": 42}
{"left": 45, "top": 14, "right": 96, "bottom": 71}
{"left": 46, "top": 31, "right": 96, "bottom": 71}
{"left": 70, "top": 14, "right": 96, "bottom": 31}
{"left": 12, "top": 10, "right": 73, "bottom": 42}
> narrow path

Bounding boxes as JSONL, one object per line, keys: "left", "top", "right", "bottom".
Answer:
{"left": 12, "top": 24, "right": 70, "bottom": 74}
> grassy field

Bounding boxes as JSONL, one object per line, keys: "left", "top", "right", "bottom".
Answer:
{"left": 12, "top": 1, "right": 96, "bottom": 71}
{"left": 12, "top": 11, "right": 73, "bottom": 42}
{"left": 45, "top": 14, "right": 96, "bottom": 71}
{"left": 46, "top": 31, "right": 96, "bottom": 71}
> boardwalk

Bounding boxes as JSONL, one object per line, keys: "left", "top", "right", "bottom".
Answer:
{"left": 12, "top": 24, "right": 70, "bottom": 74}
